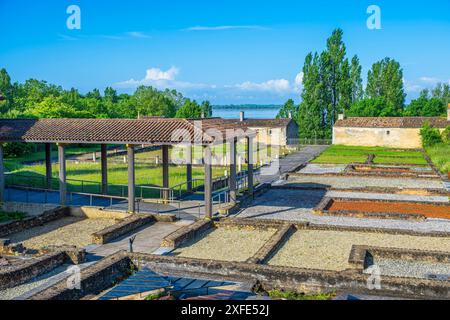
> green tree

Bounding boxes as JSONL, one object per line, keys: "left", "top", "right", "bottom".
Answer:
{"left": 404, "top": 89, "right": 446, "bottom": 117}
{"left": 277, "top": 99, "right": 298, "bottom": 119}
{"left": 350, "top": 55, "right": 363, "bottom": 104}
{"left": 321, "top": 28, "right": 351, "bottom": 127}
{"left": 201, "top": 100, "right": 212, "bottom": 118}
{"left": 134, "top": 86, "right": 177, "bottom": 118}
{"left": 348, "top": 97, "right": 398, "bottom": 117}
{"left": 175, "top": 100, "right": 203, "bottom": 118}
{"left": 298, "top": 53, "right": 324, "bottom": 139}
{"left": 0, "top": 68, "right": 13, "bottom": 112}
{"left": 366, "top": 58, "right": 405, "bottom": 114}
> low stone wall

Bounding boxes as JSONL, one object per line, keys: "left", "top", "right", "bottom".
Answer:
{"left": 161, "top": 219, "right": 214, "bottom": 248}
{"left": 349, "top": 245, "right": 450, "bottom": 269}
{"left": 0, "top": 252, "right": 67, "bottom": 290}
{"left": 2, "top": 202, "right": 58, "bottom": 217}
{"left": 0, "top": 206, "right": 70, "bottom": 238}
{"left": 247, "top": 224, "right": 295, "bottom": 264}
{"left": 0, "top": 246, "right": 85, "bottom": 291}
{"left": 28, "top": 251, "right": 133, "bottom": 300}
{"left": 91, "top": 214, "right": 155, "bottom": 245}
{"left": 131, "top": 253, "right": 450, "bottom": 299}
{"left": 70, "top": 207, "right": 131, "bottom": 220}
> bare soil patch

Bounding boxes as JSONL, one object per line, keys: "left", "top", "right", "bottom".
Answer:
{"left": 328, "top": 199, "right": 450, "bottom": 219}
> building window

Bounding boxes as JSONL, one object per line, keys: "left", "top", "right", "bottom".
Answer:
{"left": 269, "top": 129, "right": 273, "bottom": 136}
{"left": 386, "top": 130, "right": 390, "bottom": 135}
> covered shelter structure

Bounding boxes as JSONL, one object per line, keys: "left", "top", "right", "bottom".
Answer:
{"left": 0, "top": 118, "right": 257, "bottom": 218}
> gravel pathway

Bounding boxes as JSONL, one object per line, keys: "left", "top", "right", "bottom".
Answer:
{"left": 267, "top": 229, "right": 450, "bottom": 271}
{"left": 284, "top": 175, "right": 445, "bottom": 190}
{"left": 236, "top": 189, "right": 450, "bottom": 233}
{"left": 172, "top": 226, "right": 277, "bottom": 262}
{"left": 298, "top": 164, "right": 347, "bottom": 174}
{"left": 8, "top": 217, "right": 117, "bottom": 249}
{"left": 0, "top": 264, "right": 72, "bottom": 300}
{"left": 364, "top": 258, "right": 450, "bottom": 281}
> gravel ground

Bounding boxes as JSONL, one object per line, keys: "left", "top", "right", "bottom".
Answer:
{"left": 8, "top": 217, "right": 117, "bottom": 249}
{"left": 0, "top": 264, "right": 72, "bottom": 300}
{"left": 267, "top": 229, "right": 450, "bottom": 271}
{"left": 284, "top": 175, "right": 445, "bottom": 190}
{"left": 364, "top": 258, "right": 450, "bottom": 281}
{"left": 237, "top": 189, "right": 450, "bottom": 233}
{"left": 298, "top": 164, "right": 347, "bottom": 174}
{"left": 172, "top": 226, "right": 277, "bottom": 262}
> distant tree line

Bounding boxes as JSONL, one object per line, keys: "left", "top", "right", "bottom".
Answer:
{"left": 277, "top": 29, "right": 450, "bottom": 139}
{"left": 0, "top": 69, "right": 212, "bottom": 120}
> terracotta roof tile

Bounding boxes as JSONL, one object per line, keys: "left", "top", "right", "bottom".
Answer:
{"left": 0, "top": 118, "right": 254, "bottom": 144}
{"left": 335, "top": 117, "right": 449, "bottom": 128}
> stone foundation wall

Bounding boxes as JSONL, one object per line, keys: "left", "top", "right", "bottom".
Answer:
{"left": 28, "top": 251, "right": 133, "bottom": 300}
{"left": 0, "top": 206, "right": 70, "bottom": 238}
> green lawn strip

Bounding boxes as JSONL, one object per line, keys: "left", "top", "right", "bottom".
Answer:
{"left": 373, "top": 156, "right": 428, "bottom": 165}
{"left": 425, "top": 143, "right": 450, "bottom": 174}
{"left": 0, "top": 210, "right": 27, "bottom": 223}
{"left": 268, "top": 289, "right": 335, "bottom": 300}
{"left": 311, "top": 155, "right": 368, "bottom": 164}
{"left": 314, "top": 145, "right": 427, "bottom": 165}
{"left": 7, "top": 162, "right": 228, "bottom": 197}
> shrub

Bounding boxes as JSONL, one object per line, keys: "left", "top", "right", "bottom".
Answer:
{"left": 3, "top": 142, "right": 34, "bottom": 157}
{"left": 442, "top": 125, "right": 450, "bottom": 145}
{"left": 420, "top": 122, "right": 442, "bottom": 147}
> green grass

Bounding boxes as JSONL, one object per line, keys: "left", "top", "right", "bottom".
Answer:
{"left": 5, "top": 145, "right": 107, "bottom": 171}
{"left": 7, "top": 161, "right": 228, "bottom": 197}
{"left": 0, "top": 210, "right": 26, "bottom": 223}
{"left": 425, "top": 143, "right": 450, "bottom": 173}
{"left": 268, "top": 289, "right": 335, "bottom": 301}
{"left": 312, "top": 145, "right": 427, "bottom": 165}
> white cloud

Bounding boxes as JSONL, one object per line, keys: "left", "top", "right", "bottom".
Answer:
{"left": 294, "top": 71, "right": 304, "bottom": 91}
{"left": 185, "top": 25, "right": 267, "bottom": 31}
{"left": 115, "top": 66, "right": 214, "bottom": 91}
{"left": 419, "top": 76, "right": 441, "bottom": 85}
{"left": 115, "top": 67, "right": 301, "bottom": 103}
{"left": 145, "top": 67, "right": 179, "bottom": 81}
{"left": 126, "top": 31, "right": 152, "bottom": 39}
{"left": 234, "top": 79, "right": 291, "bottom": 93}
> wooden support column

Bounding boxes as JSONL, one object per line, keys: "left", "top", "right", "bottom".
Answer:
{"left": 57, "top": 143, "right": 66, "bottom": 205}
{"left": 0, "top": 144, "right": 4, "bottom": 202}
{"left": 127, "top": 145, "right": 135, "bottom": 213}
{"left": 229, "top": 138, "right": 237, "bottom": 204}
{"left": 186, "top": 144, "right": 193, "bottom": 193}
{"left": 247, "top": 136, "right": 254, "bottom": 197}
{"left": 100, "top": 144, "right": 108, "bottom": 194}
{"left": 162, "top": 145, "right": 170, "bottom": 201}
{"left": 45, "top": 143, "right": 52, "bottom": 189}
{"left": 204, "top": 145, "right": 213, "bottom": 219}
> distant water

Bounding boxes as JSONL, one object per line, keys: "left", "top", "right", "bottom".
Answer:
{"left": 212, "top": 107, "right": 280, "bottom": 119}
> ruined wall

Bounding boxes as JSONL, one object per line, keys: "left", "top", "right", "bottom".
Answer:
{"left": 333, "top": 127, "right": 423, "bottom": 148}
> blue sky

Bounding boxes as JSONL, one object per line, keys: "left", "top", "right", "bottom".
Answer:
{"left": 1, "top": 0, "right": 449, "bottom": 104}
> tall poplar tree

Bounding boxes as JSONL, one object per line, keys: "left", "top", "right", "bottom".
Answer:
{"left": 366, "top": 58, "right": 406, "bottom": 115}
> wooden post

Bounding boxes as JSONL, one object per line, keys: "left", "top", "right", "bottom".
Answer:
{"left": 45, "top": 143, "right": 52, "bottom": 189}
{"left": 127, "top": 145, "right": 135, "bottom": 213}
{"left": 247, "top": 136, "right": 254, "bottom": 197}
{"left": 101, "top": 144, "right": 108, "bottom": 194}
{"left": 57, "top": 143, "right": 66, "bottom": 205}
{"left": 204, "top": 145, "right": 213, "bottom": 219}
{"left": 186, "top": 144, "right": 193, "bottom": 193}
{"left": 229, "top": 138, "right": 237, "bottom": 204}
{"left": 162, "top": 145, "right": 170, "bottom": 201}
{"left": 0, "top": 144, "right": 4, "bottom": 202}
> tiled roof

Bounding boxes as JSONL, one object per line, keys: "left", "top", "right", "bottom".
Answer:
{"left": 335, "top": 117, "right": 449, "bottom": 128}
{"left": 0, "top": 118, "right": 254, "bottom": 144}
{"left": 238, "top": 118, "right": 294, "bottom": 128}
